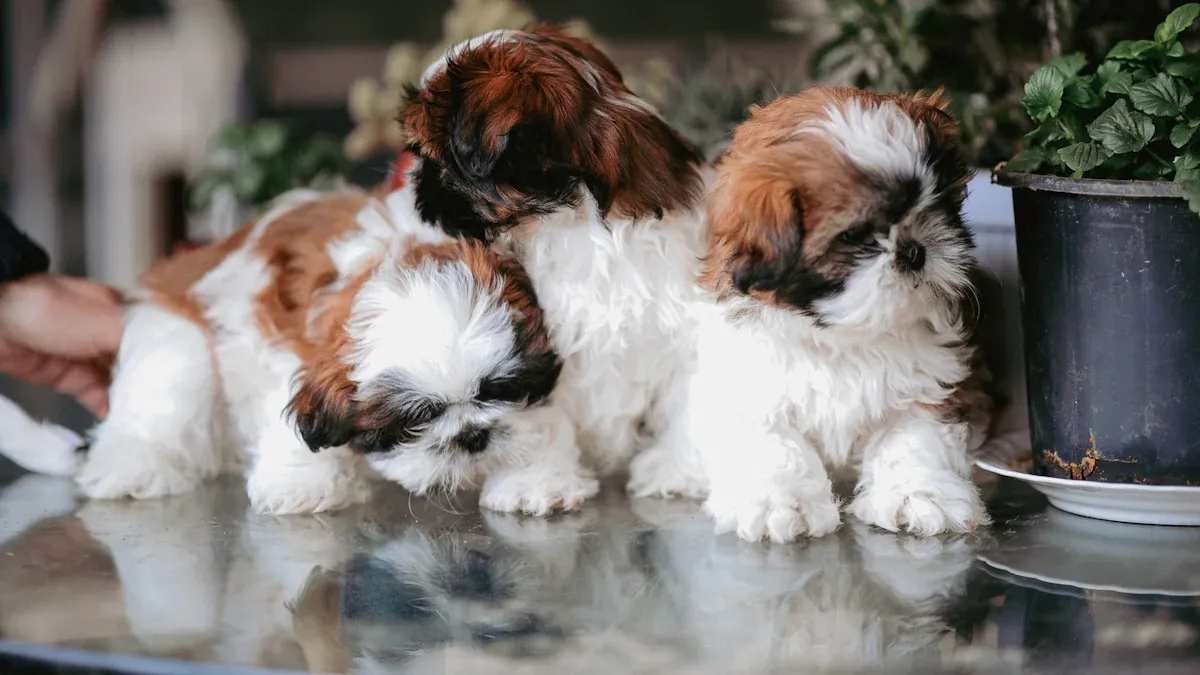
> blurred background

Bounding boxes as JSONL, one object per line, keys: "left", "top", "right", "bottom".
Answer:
{"left": 0, "top": 0, "right": 1182, "bottom": 440}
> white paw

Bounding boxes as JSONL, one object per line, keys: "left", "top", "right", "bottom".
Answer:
{"left": 850, "top": 477, "right": 989, "bottom": 536}
{"left": 247, "top": 460, "right": 369, "bottom": 515}
{"left": 480, "top": 467, "right": 599, "bottom": 516}
{"left": 705, "top": 490, "right": 841, "bottom": 543}
{"left": 626, "top": 446, "right": 708, "bottom": 499}
{"left": 76, "top": 436, "right": 202, "bottom": 500}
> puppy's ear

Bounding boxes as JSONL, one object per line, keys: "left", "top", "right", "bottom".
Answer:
{"left": 451, "top": 110, "right": 511, "bottom": 181}
{"left": 287, "top": 365, "right": 358, "bottom": 451}
{"left": 707, "top": 158, "right": 806, "bottom": 295}
{"left": 480, "top": 246, "right": 563, "bottom": 405}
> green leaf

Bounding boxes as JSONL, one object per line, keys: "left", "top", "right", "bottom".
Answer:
{"left": 1166, "top": 41, "right": 1186, "bottom": 58}
{"left": 232, "top": 163, "right": 265, "bottom": 200}
{"left": 1097, "top": 61, "right": 1120, "bottom": 81}
{"left": 1166, "top": 56, "right": 1200, "bottom": 81}
{"left": 1087, "top": 99, "right": 1156, "bottom": 154}
{"left": 1057, "top": 142, "right": 1109, "bottom": 172}
{"left": 247, "top": 122, "right": 288, "bottom": 158}
{"left": 1129, "top": 73, "right": 1194, "bottom": 116}
{"left": 1064, "top": 76, "right": 1103, "bottom": 109}
{"left": 1005, "top": 148, "right": 1050, "bottom": 173}
{"left": 1107, "top": 40, "right": 1159, "bottom": 61}
{"left": 1022, "top": 65, "right": 1068, "bottom": 122}
{"left": 1155, "top": 4, "right": 1200, "bottom": 43}
{"left": 1050, "top": 52, "right": 1088, "bottom": 77}
{"left": 1171, "top": 121, "right": 1200, "bottom": 148}
{"left": 1179, "top": 180, "right": 1200, "bottom": 215}
{"left": 1102, "top": 154, "right": 1135, "bottom": 173}
{"left": 212, "top": 125, "right": 246, "bottom": 151}
{"left": 1175, "top": 151, "right": 1200, "bottom": 180}
{"left": 1133, "top": 161, "right": 1171, "bottom": 180}
{"left": 1100, "top": 71, "right": 1134, "bottom": 96}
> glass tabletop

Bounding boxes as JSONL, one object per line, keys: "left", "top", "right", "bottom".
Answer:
{"left": 1, "top": 467, "right": 1197, "bottom": 674}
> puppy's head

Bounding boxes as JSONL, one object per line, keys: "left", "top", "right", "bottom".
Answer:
{"left": 287, "top": 240, "right": 560, "bottom": 494}
{"left": 401, "top": 25, "right": 702, "bottom": 240}
{"left": 704, "top": 87, "right": 973, "bottom": 333}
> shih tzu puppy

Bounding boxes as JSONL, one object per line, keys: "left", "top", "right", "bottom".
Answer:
{"left": 400, "top": 26, "right": 712, "bottom": 506}
{"left": 686, "top": 87, "right": 993, "bottom": 542}
{"left": 1, "top": 181, "right": 565, "bottom": 515}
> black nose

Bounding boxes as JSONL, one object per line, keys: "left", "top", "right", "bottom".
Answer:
{"left": 455, "top": 427, "right": 492, "bottom": 454}
{"left": 897, "top": 239, "right": 926, "bottom": 273}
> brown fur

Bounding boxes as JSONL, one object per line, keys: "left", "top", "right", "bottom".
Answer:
{"left": 401, "top": 25, "right": 702, "bottom": 224}
{"left": 700, "top": 87, "right": 969, "bottom": 302}
{"left": 140, "top": 223, "right": 253, "bottom": 327}
{"left": 706, "top": 86, "right": 993, "bottom": 438}
{"left": 702, "top": 87, "right": 968, "bottom": 305}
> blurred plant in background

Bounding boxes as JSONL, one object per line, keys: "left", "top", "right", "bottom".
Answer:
{"left": 189, "top": 120, "right": 348, "bottom": 236}
{"left": 628, "top": 49, "right": 808, "bottom": 161}
{"left": 779, "top": 0, "right": 1182, "bottom": 168}
{"left": 191, "top": 0, "right": 1183, "bottom": 223}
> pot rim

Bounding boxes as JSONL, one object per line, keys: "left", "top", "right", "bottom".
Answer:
{"left": 993, "top": 167, "right": 1184, "bottom": 198}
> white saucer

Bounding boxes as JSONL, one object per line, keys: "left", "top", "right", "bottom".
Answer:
{"left": 974, "top": 433, "right": 1200, "bottom": 526}
{"left": 979, "top": 507, "right": 1200, "bottom": 597}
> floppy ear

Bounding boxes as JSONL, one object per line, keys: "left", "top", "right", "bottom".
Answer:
{"left": 286, "top": 365, "right": 358, "bottom": 452}
{"left": 707, "top": 158, "right": 806, "bottom": 295}
{"left": 450, "top": 109, "right": 511, "bottom": 181}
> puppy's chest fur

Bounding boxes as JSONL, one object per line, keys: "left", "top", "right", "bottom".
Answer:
{"left": 502, "top": 202, "right": 705, "bottom": 470}
{"left": 723, "top": 305, "right": 970, "bottom": 466}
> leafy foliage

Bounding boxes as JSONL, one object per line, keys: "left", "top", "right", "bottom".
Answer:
{"left": 787, "top": 0, "right": 1190, "bottom": 168}
{"left": 1009, "top": 3, "right": 1200, "bottom": 213}
{"left": 189, "top": 121, "right": 349, "bottom": 212}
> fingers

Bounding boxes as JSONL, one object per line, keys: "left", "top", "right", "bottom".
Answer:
{"left": 0, "top": 345, "right": 111, "bottom": 418}
{"left": 0, "top": 273, "right": 125, "bottom": 360}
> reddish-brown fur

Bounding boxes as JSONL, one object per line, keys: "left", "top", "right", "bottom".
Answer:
{"left": 136, "top": 188, "right": 550, "bottom": 441}
{"left": 705, "top": 86, "right": 993, "bottom": 431}
{"left": 401, "top": 25, "right": 701, "bottom": 223}
{"left": 702, "top": 87, "right": 966, "bottom": 304}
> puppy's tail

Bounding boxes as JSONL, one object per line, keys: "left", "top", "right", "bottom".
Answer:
{"left": 0, "top": 394, "right": 82, "bottom": 475}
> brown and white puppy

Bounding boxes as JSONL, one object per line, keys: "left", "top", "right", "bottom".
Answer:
{"left": 3, "top": 183, "right": 566, "bottom": 515}
{"left": 685, "top": 87, "right": 992, "bottom": 542}
{"left": 400, "top": 26, "right": 712, "bottom": 506}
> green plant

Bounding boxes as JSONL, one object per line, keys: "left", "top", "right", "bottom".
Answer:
{"left": 1007, "top": 3, "right": 1200, "bottom": 212}
{"left": 189, "top": 120, "right": 349, "bottom": 212}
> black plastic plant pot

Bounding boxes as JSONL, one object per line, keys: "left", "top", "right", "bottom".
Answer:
{"left": 995, "top": 171, "right": 1200, "bottom": 485}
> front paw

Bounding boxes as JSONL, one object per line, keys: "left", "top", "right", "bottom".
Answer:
{"left": 480, "top": 466, "right": 599, "bottom": 516}
{"left": 704, "top": 490, "right": 841, "bottom": 543}
{"left": 850, "top": 477, "right": 989, "bottom": 536}
{"left": 626, "top": 446, "right": 708, "bottom": 499}
{"left": 76, "top": 435, "right": 201, "bottom": 500}
{"left": 247, "top": 460, "right": 369, "bottom": 515}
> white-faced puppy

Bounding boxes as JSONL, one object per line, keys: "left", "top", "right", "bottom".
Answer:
{"left": 689, "top": 87, "right": 993, "bottom": 542}
{"left": 2, "top": 187, "right": 565, "bottom": 514}
{"left": 401, "top": 26, "right": 711, "bottom": 505}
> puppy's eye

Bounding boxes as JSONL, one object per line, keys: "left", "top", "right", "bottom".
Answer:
{"left": 836, "top": 224, "right": 875, "bottom": 246}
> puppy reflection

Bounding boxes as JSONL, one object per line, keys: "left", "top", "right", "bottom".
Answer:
{"left": 637, "top": 517, "right": 980, "bottom": 673}
{"left": 338, "top": 529, "right": 569, "bottom": 666}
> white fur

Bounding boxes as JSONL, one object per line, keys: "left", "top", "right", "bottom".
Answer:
{"left": 805, "top": 99, "right": 932, "bottom": 188}
{"left": 686, "top": 99, "right": 988, "bottom": 542}
{"left": 348, "top": 260, "right": 515, "bottom": 394}
{"left": 495, "top": 189, "right": 709, "bottom": 495}
{"left": 27, "top": 183, "right": 566, "bottom": 515}
{"left": 0, "top": 397, "right": 80, "bottom": 475}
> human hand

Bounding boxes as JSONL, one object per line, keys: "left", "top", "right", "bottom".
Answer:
{"left": 0, "top": 274, "right": 124, "bottom": 417}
